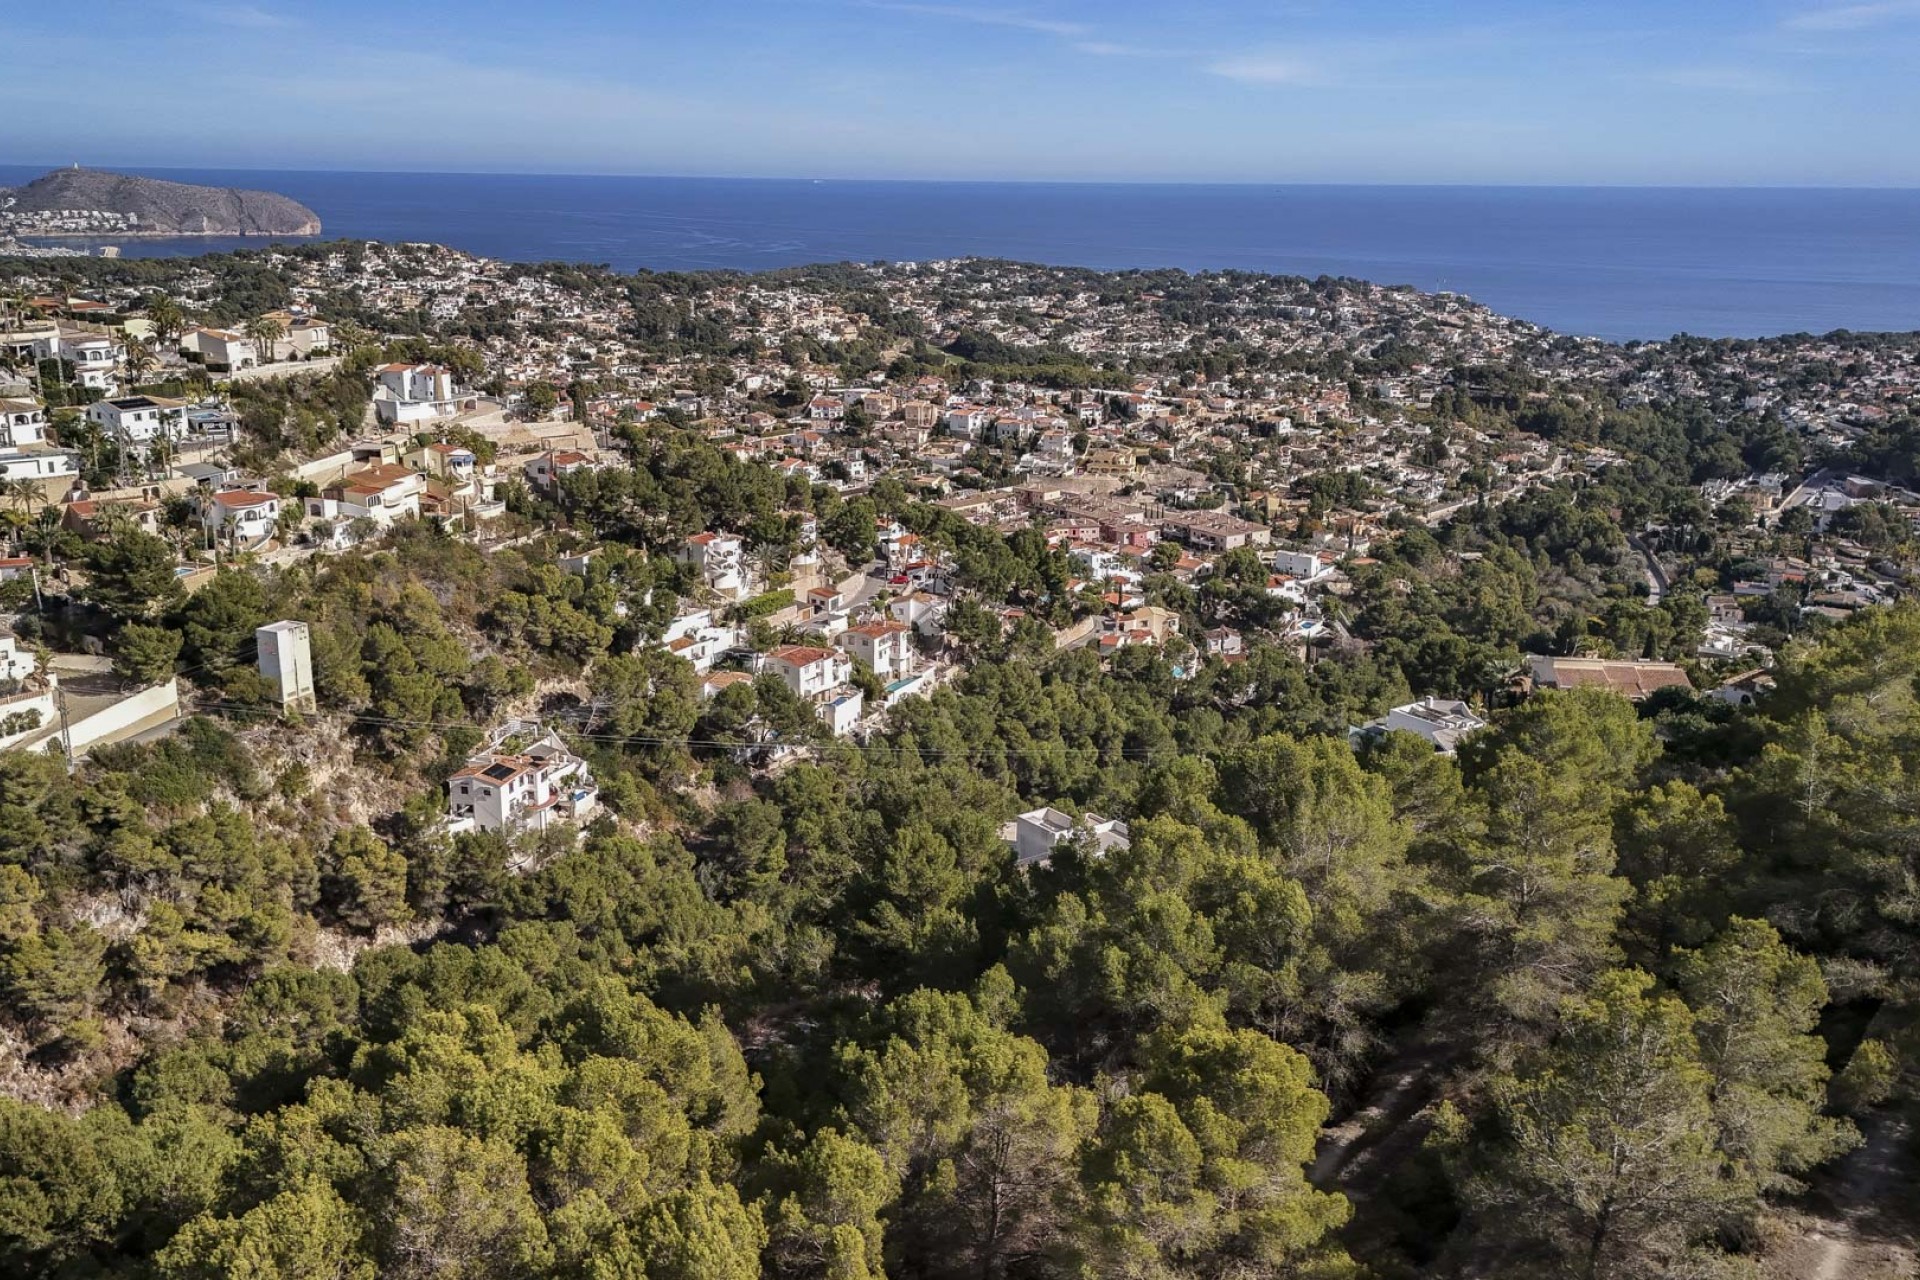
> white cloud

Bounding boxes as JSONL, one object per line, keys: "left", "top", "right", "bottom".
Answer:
{"left": 1206, "top": 52, "right": 1326, "bottom": 85}
{"left": 1785, "top": 0, "right": 1920, "bottom": 30}
{"left": 856, "top": 2, "right": 1086, "bottom": 39}
{"left": 1070, "top": 40, "right": 1154, "bottom": 57}
{"left": 174, "top": 2, "right": 292, "bottom": 29}
{"left": 852, "top": 3, "right": 1166, "bottom": 58}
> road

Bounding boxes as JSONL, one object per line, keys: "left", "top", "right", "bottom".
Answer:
{"left": 844, "top": 561, "right": 891, "bottom": 612}
{"left": 1627, "top": 534, "right": 1669, "bottom": 606}
{"left": 1774, "top": 466, "right": 1835, "bottom": 526}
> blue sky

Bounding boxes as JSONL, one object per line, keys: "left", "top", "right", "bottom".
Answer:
{"left": 1, "top": 1, "right": 1915, "bottom": 184}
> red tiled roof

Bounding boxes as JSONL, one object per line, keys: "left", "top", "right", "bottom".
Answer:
{"left": 768, "top": 644, "right": 839, "bottom": 667}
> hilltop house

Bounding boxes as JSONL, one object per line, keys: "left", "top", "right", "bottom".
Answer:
{"left": 763, "top": 643, "right": 863, "bottom": 736}
{"left": 446, "top": 720, "right": 599, "bottom": 838}
{"left": 0, "top": 635, "right": 57, "bottom": 751}
{"left": 276, "top": 317, "right": 332, "bottom": 360}
{"left": 764, "top": 644, "right": 852, "bottom": 701}
{"left": 659, "top": 610, "right": 738, "bottom": 676}
{"left": 306, "top": 464, "right": 425, "bottom": 545}
{"left": 63, "top": 496, "right": 162, "bottom": 540}
{"left": 889, "top": 590, "right": 948, "bottom": 637}
{"left": 1109, "top": 605, "right": 1181, "bottom": 647}
{"left": 1527, "top": 655, "right": 1694, "bottom": 701}
{"left": 0, "top": 398, "right": 47, "bottom": 448}
{"left": 200, "top": 488, "right": 282, "bottom": 549}
{"left": 524, "top": 449, "right": 593, "bottom": 491}
{"left": 1357, "top": 697, "right": 1488, "bottom": 754}
{"left": 63, "top": 332, "right": 125, "bottom": 390}
{"left": 181, "top": 328, "right": 257, "bottom": 372}
{"left": 86, "top": 395, "right": 188, "bottom": 446}
{"left": 1272, "top": 547, "right": 1339, "bottom": 582}
{"left": 835, "top": 619, "right": 915, "bottom": 681}
{"left": 679, "top": 531, "right": 747, "bottom": 599}
{"left": 373, "top": 363, "right": 465, "bottom": 425}
{"left": 406, "top": 440, "right": 478, "bottom": 481}
{"left": 1008, "top": 807, "right": 1131, "bottom": 868}
{"left": 1161, "top": 509, "right": 1271, "bottom": 552}
{"left": 0, "top": 445, "right": 78, "bottom": 488}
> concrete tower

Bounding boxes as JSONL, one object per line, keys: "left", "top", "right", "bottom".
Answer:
{"left": 256, "top": 620, "right": 316, "bottom": 714}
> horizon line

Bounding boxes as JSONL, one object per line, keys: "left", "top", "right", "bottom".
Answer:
{"left": 3, "top": 161, "right": 1918, "bottom": 193}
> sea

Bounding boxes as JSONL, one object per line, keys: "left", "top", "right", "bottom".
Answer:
{"left": 5, "top": 165, "right": 1919, "bottom": 344}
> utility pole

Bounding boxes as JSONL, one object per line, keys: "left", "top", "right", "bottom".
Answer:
{"left": 53, "top": 680, "right": 75, "bottom": 775}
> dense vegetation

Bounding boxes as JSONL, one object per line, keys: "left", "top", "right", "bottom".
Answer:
{"left": 1, "top": 248, "right": 1915, "bottom": 1277}
{"left": 0, "top": 443, "right": 1914, "bottom": 1278}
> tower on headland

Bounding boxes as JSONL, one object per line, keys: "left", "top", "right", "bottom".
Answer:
{"left": 257, "top": 621, "right": 316, "bottom": 714}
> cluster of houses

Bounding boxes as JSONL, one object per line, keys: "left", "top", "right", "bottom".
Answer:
{"left": 7, "top": 247, "right": 1912, "bottom": 873}
{"left": 647, "top": 525, "right": 941, "bottom": 741}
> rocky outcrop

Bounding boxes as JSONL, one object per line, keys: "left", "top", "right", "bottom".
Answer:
{"left": 0, "top": 167, "right": 321, "bottom": 236}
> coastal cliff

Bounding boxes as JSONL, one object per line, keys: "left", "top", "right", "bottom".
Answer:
{"left": 0, "top": 167, "right": 321, "bottom": 236}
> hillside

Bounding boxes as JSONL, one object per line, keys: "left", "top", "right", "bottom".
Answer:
{"left": 0, "top": 166, "right": 320, "bottom": 236}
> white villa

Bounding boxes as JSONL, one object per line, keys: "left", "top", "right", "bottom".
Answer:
{"left": 86, "top": 395, "right": 189, "bottom": 445}
{"left": 1008, "top": 807, "right": 1132, "bottom": 868}
{"left": 200, "top": 489, "right": 282, "bottom": 549}
{"left": 0, "top": 398, "right": 47, "bottom": 448}
{"left": 835, "top": 619, "right": 915, "bottom": 681}
{"left": 374, "top": 362, "right": 464, "bottom": 425}
{"left": 446, "top": 720, "right": 599, "bottom": 837}
{"left": 306, "top": 463, "right": 425, "bottom": 544}
{"left": 1358, "top": 697, "right": 1488, "bottom": 755}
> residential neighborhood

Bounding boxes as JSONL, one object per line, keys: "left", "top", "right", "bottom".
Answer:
{"left": 0, "top": 243, "right": 1916, "bottom": 781}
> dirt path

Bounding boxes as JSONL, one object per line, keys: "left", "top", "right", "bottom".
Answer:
{"left": 1768, "top": 1109, "right": 1917, "bottom": 1280}
{"left": 1311, "top": 1042, "right": 1449, "bottom": 1196}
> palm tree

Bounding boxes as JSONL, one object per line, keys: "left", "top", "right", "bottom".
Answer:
{"left": 89, "top": 502, "right": 137, "bottom": 541}
{"left": 26, "top": 508, "right": 62, "bottom": 568}
{"left": 331, "top": 319, "right": 372, "bottom": 351}
{"left": 2, "top": 478, "right": 40, "bottom": 516}
{"left": 144, "top": 427, "right": 176, "bottom": 483}
{"left": 146, "top": 295, "right": 185, "bottom": 350}
{"left": 243, "top": 315, "right": 287, "bottom": 365}
{"left": 1477, "top": 654, "right": 1529, "bottom": 712}
{"left": 121, "top": 337, "right": 158, "bottom": 391}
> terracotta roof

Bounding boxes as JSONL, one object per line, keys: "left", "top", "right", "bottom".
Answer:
{"left": 1535, "top": 658, "right": 1693, "bottom": 699}
{"left": 843, "top": 620, "right": 909, "bottom": 638}
{"left": 212, "top": 489, "right": 278, "bottom": 507}
{"left": 768, "top": 644, "right": 840, "bottom": 667}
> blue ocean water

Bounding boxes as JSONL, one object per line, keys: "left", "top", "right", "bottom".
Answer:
{"left": 4, "top": 165, "right": 1918, "bottom": 343}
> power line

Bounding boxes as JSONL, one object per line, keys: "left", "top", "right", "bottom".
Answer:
{"left": 178, "top": 694, "right": 1196, "bottom": 764}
